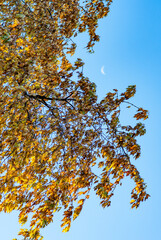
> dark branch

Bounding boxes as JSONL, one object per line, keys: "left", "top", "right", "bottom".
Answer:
{"left": 24, "top": 92, "right": 76, "bottom": 102}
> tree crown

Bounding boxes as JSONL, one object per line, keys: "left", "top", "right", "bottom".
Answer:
{"left": 0, "top": 0, "right": 149, "bottom": 239}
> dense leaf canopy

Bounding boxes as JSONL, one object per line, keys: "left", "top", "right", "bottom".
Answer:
{"left": 0, "top": 0, "right": 149, "bottom": 239}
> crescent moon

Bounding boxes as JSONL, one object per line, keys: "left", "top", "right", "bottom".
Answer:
{"left": 101, "top": 66, "right": 106, "bottom": 75}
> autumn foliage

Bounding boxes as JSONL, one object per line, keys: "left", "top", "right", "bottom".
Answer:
{"left": 0, "top": 0, "right": 149, "bottom": 239}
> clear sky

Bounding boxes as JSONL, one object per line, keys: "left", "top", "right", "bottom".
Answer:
{"left": 1, "top": 0, "right": 161, "bottom": 239}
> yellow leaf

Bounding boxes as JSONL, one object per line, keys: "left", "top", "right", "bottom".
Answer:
{"left": 10, "top": 19, "right": 20, "bottom": 28}
{"left": 130, "top": 199, "right": 135, "bottom": 204}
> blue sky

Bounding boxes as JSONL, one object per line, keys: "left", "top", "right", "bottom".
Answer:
{"left": 1, "top": 0, "right": 161, "bottom": 239}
